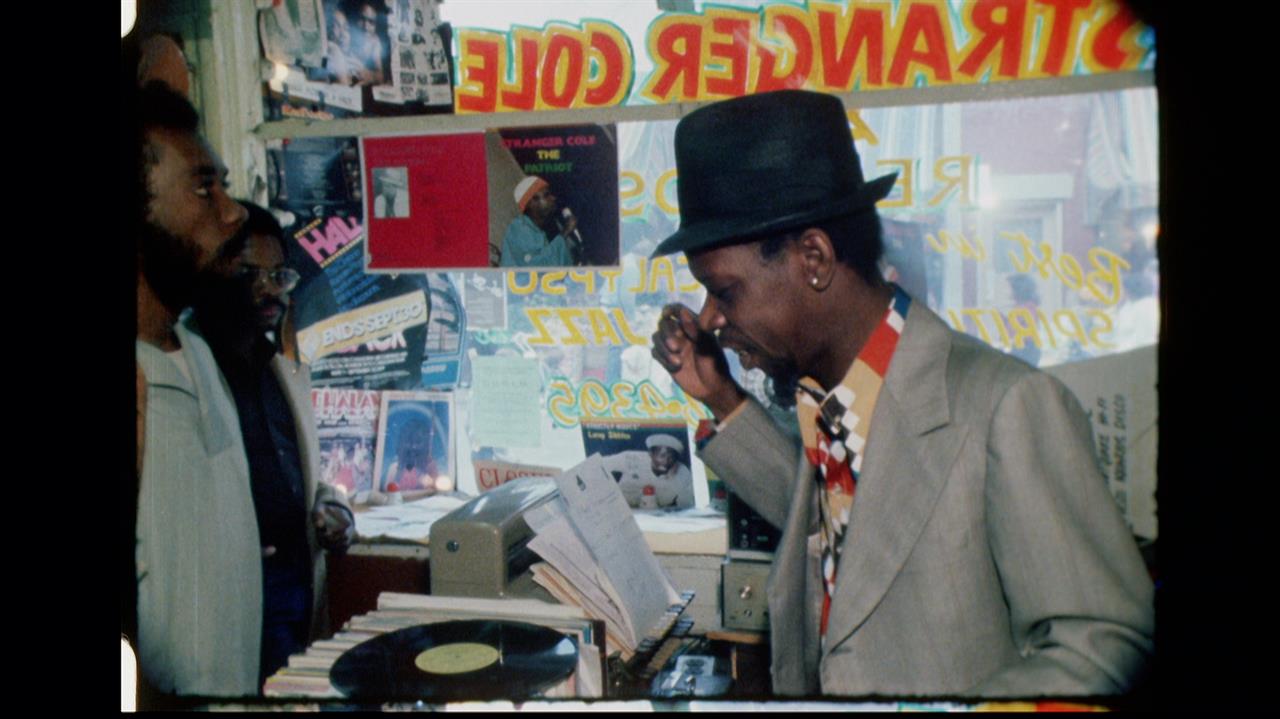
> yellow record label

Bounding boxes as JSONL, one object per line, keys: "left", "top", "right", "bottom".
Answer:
{"left": 414, "top": 642, "right": 501, "bottom": 675}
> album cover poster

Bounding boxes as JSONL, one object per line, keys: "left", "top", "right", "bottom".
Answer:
{"left": 374, "top": 390, "right": 455, "bottom": 493}
{"left": 312, "top": 387, "right": 382, "bottom": 501}
{"left": 267, "top": 136, "right": 433, "bottom": 390}
{"left": 490, "top": 124, "right": 620, "bottom": 268}
{"left": 362, "top": 133, "right": 491, "bottom": 270}
{"left": 580, "top": 419, "right": 696, "bottom": 511}
{"left": 259, "top": 0, "right": 455, "bottom": 121}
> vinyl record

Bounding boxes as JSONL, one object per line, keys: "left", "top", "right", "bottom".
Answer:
{"left": 330, "top": 619, "right": 578, "bottom": 701}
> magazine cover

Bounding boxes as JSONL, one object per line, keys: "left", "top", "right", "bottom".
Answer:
{"left": 258, "top": 0, "right": 454, "bottom": 121}
{"left": 580, "top": 419, "right": 696, "bottom": 511}
{"left": 312, "top": 388, "right": 382, "bottom": 502}
{"left": 490, "top": 124, "right": 620, "bottom": 268}
{"left": 374, "top": 390, "right": 456, "bottom": 494}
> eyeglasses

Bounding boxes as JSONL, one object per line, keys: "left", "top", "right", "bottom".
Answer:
{"left": 237, "top": 266, "right": 301, "bottom": 292}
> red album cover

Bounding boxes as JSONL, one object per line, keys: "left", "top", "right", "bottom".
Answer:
{"left": 362, "top": 132, "right": 490, "bottom": 269}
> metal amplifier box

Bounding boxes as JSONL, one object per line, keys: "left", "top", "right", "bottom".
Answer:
{"left": 726, "top": 490, "right": 781, "bottom": 560}
{"left": 720, "top": 558, "right": 771, "bottom": 631}
{"left": 428, "top": 476, "right": 558, "bottom": 600}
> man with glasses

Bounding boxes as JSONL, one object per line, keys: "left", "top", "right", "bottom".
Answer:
{"left": 192, "top": 201, "right": 355, "bottom": 688}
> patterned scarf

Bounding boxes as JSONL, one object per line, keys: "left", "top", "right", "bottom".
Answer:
{"left": 796, "top": 286, "right": 910, "bottom": 638}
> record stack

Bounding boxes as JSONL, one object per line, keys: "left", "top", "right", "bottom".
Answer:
{"left": 263, "top": 592, "right": 605, "bottom": 701}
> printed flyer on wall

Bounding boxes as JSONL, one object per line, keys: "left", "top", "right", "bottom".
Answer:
{"left": 491, "top": 124, "right": 620, "bottom": 268}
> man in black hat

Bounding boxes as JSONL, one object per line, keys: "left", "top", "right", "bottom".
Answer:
{"left": 650, "top": 90, "right": 1152, "bottom": 697}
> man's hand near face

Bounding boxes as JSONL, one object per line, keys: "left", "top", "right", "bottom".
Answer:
{"left": 651, "top": 303, "right": 746, "bottom": 421}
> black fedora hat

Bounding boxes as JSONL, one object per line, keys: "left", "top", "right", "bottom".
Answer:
{"left": 652, "top": 90, "right": 896, "bottom": 257}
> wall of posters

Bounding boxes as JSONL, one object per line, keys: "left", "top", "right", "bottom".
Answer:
{"left": 268, "top": 135, "right": 439, "bottom": 390}
{"left": 259, "top": 0, "right": 454, "bottom": 121}
{"left": 266, "top": 82, "right": 1158, "bottom": 539}
{"left": 360, "top": 125, "right": 620, "bottom": 271}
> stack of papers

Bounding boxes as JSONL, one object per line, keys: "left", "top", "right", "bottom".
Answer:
{"left": 351, "top": 494, "right": 468, "bottom": 543}
{"left": 524, "top": 454, "right": 682, "bottom": 660}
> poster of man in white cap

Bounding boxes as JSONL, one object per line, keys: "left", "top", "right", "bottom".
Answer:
{"left": 490, "top": 123, "right": 620, "bottom": 268}
{"left": 582, "top": 419, "right": 696, "bottom": 510}
{"left": 498, "top": 175, "right": 581, "bottom": 267}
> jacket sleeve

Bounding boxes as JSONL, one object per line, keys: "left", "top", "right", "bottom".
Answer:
{"left": 313, "top": 481, "right": 352, "bottom": 515}
{"left": 970, "top": 370, "right": 1154, "bottom": 696}
{"left": 698, "top": 398, "right": 801, "bottom": 531}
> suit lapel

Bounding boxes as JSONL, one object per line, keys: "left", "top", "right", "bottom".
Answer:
{"left": 173, "top": 313, "right": 238, "bottom": 457}
{"left": 272, "top": 355, "right": 319, "bottom": 506}
{"left": 820, "top": 303, "right": 967, "bottom": 655}
{"left": 767, "top": 449, "right": 823, "bottom": 692}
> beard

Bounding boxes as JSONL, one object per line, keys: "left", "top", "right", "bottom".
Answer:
{"left": 138, "top": 219, "right": 203, "bottom": 313}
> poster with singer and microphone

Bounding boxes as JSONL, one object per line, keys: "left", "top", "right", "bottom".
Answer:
{"left": 490, "top": 123, "right": 620, "bottom": 268}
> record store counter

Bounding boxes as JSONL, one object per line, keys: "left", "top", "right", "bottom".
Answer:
{"left": 328, "top": 523, "right": 727, "bottom": 635}
{"left": 300, "top": 494, "right": 777, "bottom": 702}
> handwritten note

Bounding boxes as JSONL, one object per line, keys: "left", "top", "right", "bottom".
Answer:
{"left": 470, "top": 355, "right": 542, "bottom": 448}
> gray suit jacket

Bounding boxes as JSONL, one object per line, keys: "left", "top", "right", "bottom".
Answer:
{"left": 701, "top": 299, "right": 1153, "bottom": 697}
{"left": 135, "top": 312, "right": 346, "bottom": 696}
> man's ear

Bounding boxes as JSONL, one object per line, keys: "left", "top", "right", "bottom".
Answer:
{"left": 796, "top": 227, "right": 836, "bottom": 291}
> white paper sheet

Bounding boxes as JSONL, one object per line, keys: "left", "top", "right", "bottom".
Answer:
{"left": 551, "top": 454, "right": 680, "bottom": 640}
{"left": 351, "top": 493, "right": 468, "bottom": 542}
{"left": 525, "top": 500, "right": 632, "bottom": 645}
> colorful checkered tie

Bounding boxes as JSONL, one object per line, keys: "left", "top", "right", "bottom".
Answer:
{"left": 797, "top": 287, "right": 910, "bottom": 638}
